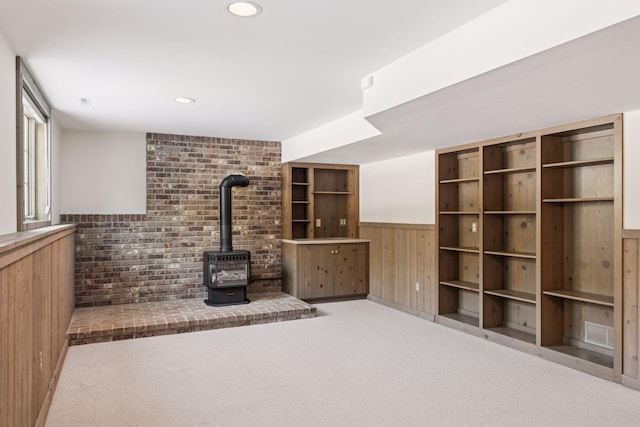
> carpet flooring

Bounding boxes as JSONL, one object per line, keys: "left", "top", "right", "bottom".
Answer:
{"left": 45, "top": 300, "right": 640, "bottom": 426}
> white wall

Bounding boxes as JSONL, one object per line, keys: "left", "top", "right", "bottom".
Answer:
{"left": 360, "top": 151, "right": 435, "bottom": 224}
{"left": 0, "top": 30, "right": 16, "bottom": 235}
{"left": 0, "top": 30, "right": 66, "bottom": 234}
{"left": 624, "top": 110, "right": 640, "bottom": 230}
{"left": 60, "top": 130, "right": 147, "bottom": 214}
{"left": 360, "top": 110, "right": 640, "bottom": 228}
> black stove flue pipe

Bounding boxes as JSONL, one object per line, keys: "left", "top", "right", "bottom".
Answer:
{"left": 219, "top": 174, "right": 250, "bottom": 252}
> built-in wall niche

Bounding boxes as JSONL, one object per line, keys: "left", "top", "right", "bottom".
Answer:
{"left": 282, "top": 163, "right": 359, "bottom": 240}
{"left": 436, "top": 114, "right": 622, "bottom": 381}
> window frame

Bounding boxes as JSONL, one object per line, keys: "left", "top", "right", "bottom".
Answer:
{"left": 16, "top": 57, "right": 52, "bottom": 231}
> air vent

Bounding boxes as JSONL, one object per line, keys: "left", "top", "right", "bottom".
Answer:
{"left": 584, "top": 321, "right": 614, "bottom": 350}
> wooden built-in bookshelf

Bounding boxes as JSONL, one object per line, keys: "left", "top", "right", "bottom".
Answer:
{"left": 436, "top": 114, "right": 622, "bottom": 381}
{"left": 437, "top": 147, "right": 481, "bottom": 327}
{"left": 282, "top": 163, "right": 359, "bottom": 239}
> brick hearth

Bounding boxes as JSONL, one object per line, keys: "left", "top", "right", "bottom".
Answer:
{"left": 67, "top": 292, "right": 316, "bottom": 345}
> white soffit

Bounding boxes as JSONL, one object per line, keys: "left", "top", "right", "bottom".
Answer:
{"left": 287, "top": 1, "right": 640, "bottom": 164}
{"left": 363, "top": 0, "right": 640, "bottom": 118}
{"left": 281, "top": 110, "right": 380, "bottom": 163}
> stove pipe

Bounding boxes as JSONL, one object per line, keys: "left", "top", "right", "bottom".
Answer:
{"left": 219, "top": 174, "right": 250, "bottom": 252}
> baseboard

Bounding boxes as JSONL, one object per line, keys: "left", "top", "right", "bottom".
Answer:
{"left": 34, "top": 338, "right": 69, "bottom": 427}
{"left": 305, "top": 294, "right": 368, "bottom": 304}
{"left": 622, "top": 374, "right": 640, "bottom": 391}
{"left": 367, "top": 295, "right": 435, "bottom": 322}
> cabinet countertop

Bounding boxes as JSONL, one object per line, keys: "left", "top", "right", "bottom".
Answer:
{"left": 282, "top": 238, "right": 370, "bottom": 245}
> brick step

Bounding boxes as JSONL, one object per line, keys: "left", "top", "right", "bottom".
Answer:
{"left": 67, "top": 292, "right": 316, "bottom": 345}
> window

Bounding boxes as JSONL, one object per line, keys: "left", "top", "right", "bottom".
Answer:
{"left": 16, "top": 57, "right": 51, "bottom": 231}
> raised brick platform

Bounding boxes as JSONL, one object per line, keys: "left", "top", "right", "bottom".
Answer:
{"left": 67, "top": 292, "right": 316, "bottom": 345}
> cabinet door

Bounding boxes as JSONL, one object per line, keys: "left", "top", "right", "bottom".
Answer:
{"left": 298, "top": 245, "right": 334, "bottom": 299}
{"left": 333, "top": 243, "right": 368, "bottom": 297}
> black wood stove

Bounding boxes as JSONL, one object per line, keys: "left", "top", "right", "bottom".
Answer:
{"left": 204, "top": 174, "right": 251, "bottom": 306}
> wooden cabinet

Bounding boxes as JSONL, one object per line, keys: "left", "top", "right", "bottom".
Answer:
{"left": 282, "top": 163, "right": 366, "bottom": 302}
{"left": 436, "top": 114, "right": 622, "bottom": 380}
{"left": 282, "top": 163, "right": 359, "bottom": 239}
{"left": 282, "top": 239, "right": 369, "bottom": 301}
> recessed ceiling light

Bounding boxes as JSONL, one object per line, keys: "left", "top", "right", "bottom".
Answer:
{"left": 227, "top": 2, "right": 262, "bottom": 17}
{"left": 174, "top": 97, "right": 196, "bottom": 104}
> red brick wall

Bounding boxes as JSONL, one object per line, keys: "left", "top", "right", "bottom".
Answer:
{"left": 61, "top": 133, "right": 281, "bottom": 306}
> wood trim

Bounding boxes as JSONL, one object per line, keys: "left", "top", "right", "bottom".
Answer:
{"left": 622, "top": 374, "right": 640, "bottom": 391}
{"left": 16, "top": 57, "right": 25, "bottom": 232}
{"left": 22, "top": 219, "right": 52, "bottom": 232}
{"left": 622, "top": 229, "right": 640, "bottom": 239}
{"left": 367, "top": 294, "right": 435, "bottom": 322}
{"left": 283, "top": 161, "right": 359, "bottom": 170}
{"left": 436, "top": 140, "right": 483, "bottom": 155}
{"left": 537, "top": 113, "right": 622, "bottom": 137}
{"left": 613, "top": 115, "right": 624, "bottom": 381}
{"left": 359, "top": 222, "right": 435, "bottom": 230}
{"left": 478, "top": 132, "right": 538, "bottom": 149}
{"left": 0, "top": 224, "right": 76, "bottom": 270}
{"left": 0, "top": 224, "right": 75, "bottom": 253}
{"left": 17, "top": 58, "right": 51, "bottom": 117}
{"left": 622, "top": 237, "right": 639, "bottom": 380}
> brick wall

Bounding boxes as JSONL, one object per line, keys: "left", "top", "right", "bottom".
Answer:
{"left": 61, "top": 133, "right": 282, "bottom": 306}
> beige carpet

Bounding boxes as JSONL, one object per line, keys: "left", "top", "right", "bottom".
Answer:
{"left": 46, "top": 300, "right": 640, "bottom": 426}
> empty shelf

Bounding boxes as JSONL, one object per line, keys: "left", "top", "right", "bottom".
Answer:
{"left": 543, "top": 289, "right": 613, "bottom": 307}
{"left": 440, "top": 280, "right": 480, "bottom": 292}
{"left": 485, "top": 289, "right": 535, "bottom": 304}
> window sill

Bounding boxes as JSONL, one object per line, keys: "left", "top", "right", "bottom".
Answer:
{"left": 21, "top": 219, "right": 52, "bottom": 232}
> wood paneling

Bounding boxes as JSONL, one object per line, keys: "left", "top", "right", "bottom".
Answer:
{"left": 623, "top": 233, "right": 640, "bottom": 389}
{"left": 0, "top": 224, "right": 75, "bottom": 427}
{"left": 360, "top": 223, "right": 435, "bottom": 318}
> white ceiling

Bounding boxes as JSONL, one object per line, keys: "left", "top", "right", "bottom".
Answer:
{"left": 0, "top": 0, "right": 508, "bottom": 142}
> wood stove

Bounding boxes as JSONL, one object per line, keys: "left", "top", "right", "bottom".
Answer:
{"left": 204, "top": 250, "right": 250, "bottom": 306}
{"left": 204, "top": 174, "right": 251, "bottom": 306}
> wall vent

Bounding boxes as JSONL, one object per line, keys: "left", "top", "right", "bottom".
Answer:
{"left": 584, "top": 321, "right": 614, "bottom": 350}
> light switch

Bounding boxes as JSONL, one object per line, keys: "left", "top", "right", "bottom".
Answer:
{"left": 316, "top": 218, "right": 321, "bottom": 227}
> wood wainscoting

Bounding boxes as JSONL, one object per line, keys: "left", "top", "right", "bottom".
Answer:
{"left": 0, "top": 224, "right": 76, "bottom": 427}
{"left": 360, "top": 222, "right": 435, "bottom": 319}
{"left": 623, "top": 229, "right": 640, "bottom": 390}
